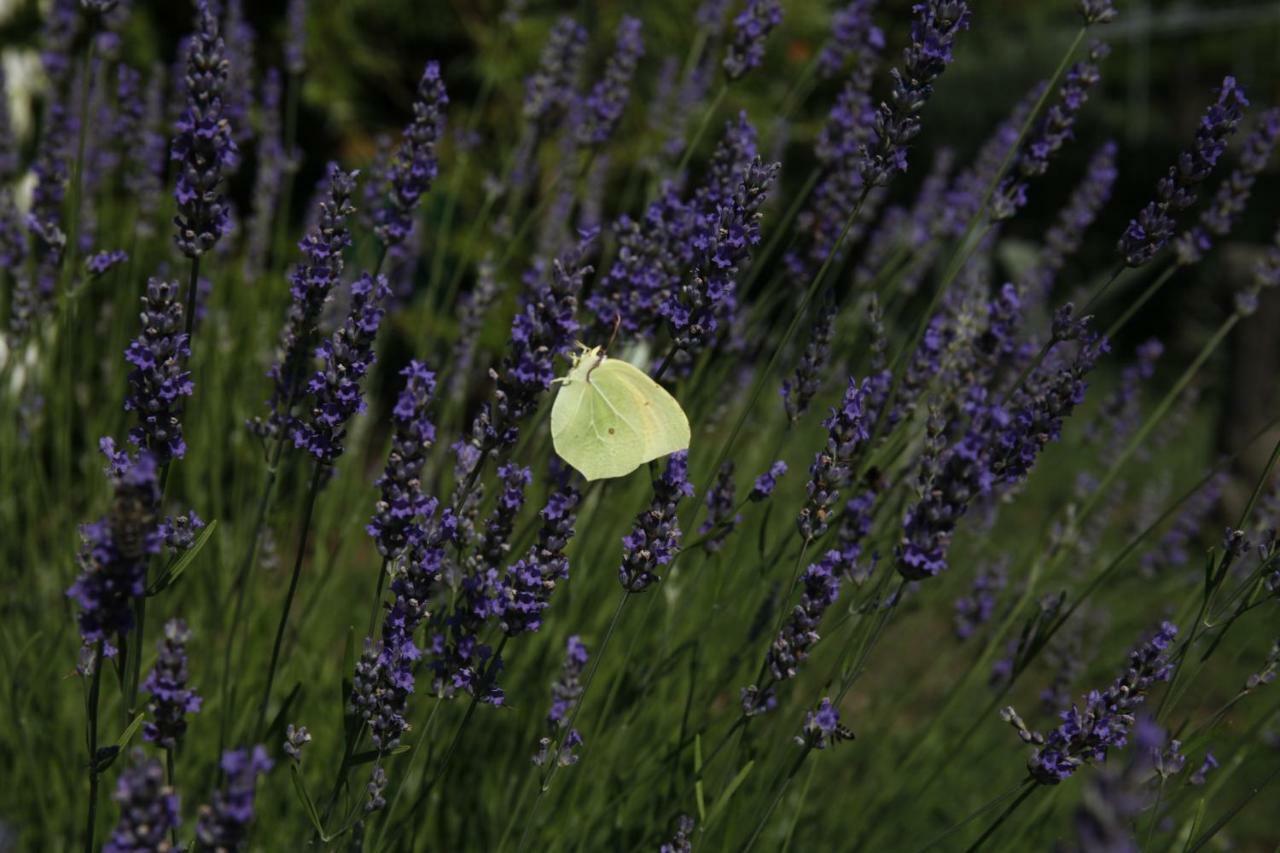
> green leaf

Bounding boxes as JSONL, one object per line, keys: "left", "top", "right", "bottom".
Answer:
{"left": 290, "top": 762, "right": 328, "bottom": 839}
{"left": 264, "top": 682, "right": 303, "bottom": 745}
{"left": 694, "top": 734, "right": 707, "bottom": 824}
{"left": 113, "top": 712, "right": 146, "bottom": 749}
{"left": 703, "top": 760, "right": 755, "bottom": 833}
{"left": 147, "top": 520, "right": 218, "bottom": 596}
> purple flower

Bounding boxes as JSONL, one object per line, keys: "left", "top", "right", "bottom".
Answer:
{"left": 1118, "top": 77, "right": 1248, "bottom": 267}
{"left": 782, "top": 305, "right": 835, "bottom": 422}
{"left": 1021, "top": 141, "right": 1117, "bottom": 298}
{"left": 356, "top": 515, "right": 450, "bottom": 749}
{"left": 954, "top": 562, "right": 1007, "bottom": 640}
{"left": 142, "top": 619, "right": 202, "bottom": 749}
{"left": 25, "top": 98, "right": 72, "bottom": 329}
{"left": 1237, "top": 221, "right": 1280, "bottom": 315}
{"left": 750, "top": 461, "right": 788, "bottom": 502}
{"left": 767, "top": 556, "right": 842, "bottom": 681}
{"left": 123, "top": 279, "right": 192, "bottom": 464}
{"left": 1078, "top": 0, "right": 1117, "bottom": 25}
{"left": 67, "top": 442, "right": 161, "bottom": 658}
{"left": 87, "top": 249, "right": 129, "bottom": 278}
{"left": 252, "top": 164, "right": 358, "bottom": 441}
{"left": 292, "top": 273, "right": 390, "bottom": 464}
{"left": 1085, "top": 338, "right": 1162, "bottom": 452}
{"left": 475, "top": 230, "right": 596, "bottom": 449}
{"left": 619, "top": 451, "right": 694, "bottom": 592}
{"left": 42, "top": 0, "right": 78, "bottom": 88}
{"left": 575, "top": 17, "right": 644, "bottom": 147}
{"left": 1005, "top": 622, "right": 1178, "bottom": 784}
{"left": 860, "top": 0, "right": 970, "bottom": 187}
{"left": 374, "top": 61, "right": 448, "bottom": 248}
{"left": 496, "top": 485, "right": 581, "bottom": 636}
{"left": 533, "top": 635, "right": 588, "bottom": 767}
{"left": 665, "top": 128, "right": 778, "bottom": 353}
{"left": 368, "top": 361, "right": 438, "bottom": 559}
{"left": 1175, "top": 107, "right": 1280, "bottom": 266}
{"left": 104, "top": 750, "right": 180, "bottom": 853}
{"left": 172, "top": 1, "right": 238, "bottom": 258}
{"left": 786, "top": 59, "right": 881, "bottom": 284}
{"left": 195, "top": 746, "right": 273, "bottom": 849}
{"left": 285, "top": 0, "right": 307, "bottom": 75}
{"left": 797, "top": 697, "right": 853, "bottom": 749}
{"left": 524, "top": 17, "right": 586, "bottom": 130}
{"left": 244, "top": 68, "right": 286, "bottom": 281}
{"left": 660, "top": 815, "right": 695, "bottom": 853}
{"left": 993, "top": 41, "right": 1109, "bottom": 221}
{"left": 1190, "top": 751, "right": 1219, "bottom": 785}
{"left": 798, "top": 376, "right": 876, "bottom": 541}
{"left": 723, "top": 0, "right": 783, "bottom": 80}
{"left": 817, "top": 1, "right": 885, "bottom": 80}
{"left": 698, "top": 462, "right": 740, "bottom": 553}
{"left": 283, "top": 724, "right": 311, "bottom": 761}
{"left": 221, "top": 0, "right": 256, "bottom": 149}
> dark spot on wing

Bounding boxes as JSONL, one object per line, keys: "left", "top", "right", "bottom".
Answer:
{"left": 608, "top": 428, "right": 615, "bottom": 435}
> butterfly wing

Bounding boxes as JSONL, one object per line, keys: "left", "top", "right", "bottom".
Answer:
{"left": 594, "top": 359, "right": 690, "bottom": 463}
{"left": 551, "top": 367, "right": 647, "bottom": 481}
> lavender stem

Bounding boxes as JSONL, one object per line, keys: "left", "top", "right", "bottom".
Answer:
{"left": 256, "top": 459, "right": 325, "bottom": 738}
{"left": 82, "top": 642, "right": 103, "bottom": 853}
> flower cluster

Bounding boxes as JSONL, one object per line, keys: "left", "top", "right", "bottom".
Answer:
{"left": 253, "top": 164, "right": 358, "bottom": 440}
{"left": 1021, "top": 141, "right": 1118, "bottom": 297}
{"left": 723, "top": 0, "right": 783, "bottom": 80}
{"left": 797, "top": 698, "right": 854, "bottom": 749}
{"left": 533, "top": 635, "right": 588, "bottom": 767}
{"left": 798, "top": 376, "right": 875, "bottom": 541}
{"left": 1004, "top": 622, "right": 1178, "bottom": 784}
{"left": 767, "top": 555, "right": 842, "bottom": 682}
{"left": 368, "top": 362, "right": 438, "bottom": 559}
{"left": 817, "top": 0, "right": 884, "bottom": 80}
{"left": 619, "top": 452, "right": 694, "bottom": 592}
{"left": 523, "top": 17, "right": 587, "bottom": 130}
{"left": 575, "top": 17, "right": 644, "bottom": 147}
{"left": 861, "top": 0, "right": 971, "bottom": 186}
{"left": 123, "top": 279, "right": 192, "bottom": 464}
{"left": 374, "top": 61, "right": 448, "bottom": 248}
{"left": 142, "top": 619, "right": 202, "bottom": 749}
{"left": 497, "top": 485, "right": 581, "bottom": 636}
{"left": 993, "top": 40, "right": 1109, "bottom": 220}
{"left": 104, "top": 751, "right": 180, "bottom": 853}
{"left": 285, "top": 0, "right": 307, "bottom": 74}
{"left": 195, "top": 746, "right": 273, "bottom": 849}
{"left": 953, "top": 562, "right": 1008, "bottom": 640}
{"left": 698, "top": 463, "right": 740, "bottom": 553}
{"left": 782, "top": 306, "right": 835, "bottom": 423}
{"left": 67, "top": 442, "right": 161, "bottom": 658}
{"left": 1118, "top": 76, "right": 1248, "bottom": 267}
{"left": 1174, "top": 107, "right": 1280, "bottom": 266}
{"left": 750, "top": 461, "right": 789, "bottom": 502}
{"left": 292, "top": 273, "right": 391, "bottom": 464}
{"left": 660, "top": 815, "right": 696, "bottom": 853}
{"left": 172, "top": 1, "right": 237, "bottom": 258}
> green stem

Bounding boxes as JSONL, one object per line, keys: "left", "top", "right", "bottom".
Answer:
{"left": 962, "top": 783, "right": 1038, "bottom": 853}
{"left": 1105, "top": 264, "right": 1175, "bottom": 340}
{"left": 256, "top": 459, "right": 325, "bottom": 738}
{"left": 82, "top": 643, "right": 103, "bottom": 853}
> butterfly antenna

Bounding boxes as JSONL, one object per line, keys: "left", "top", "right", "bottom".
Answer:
{"left": 605, "top": 314, "right": 622, "bottom": 355}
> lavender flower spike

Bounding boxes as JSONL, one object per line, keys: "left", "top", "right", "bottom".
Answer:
{"left": 619, "top": 451, "right": 694, "bottom": 592}
{"left": 1004, "top": 622, "right": 1178, "bottom": 784}
{"left": 172, "top": 1, "right": 238, "bottom": 258}
{"left": 285, "top": 0, "right": 307, "bottom": 75}
{"left": 104, "top": 750, "right": 180, "bottom": 853}
{"left": 750, "top": 461, "right": 788, "bottom": 501}
{"left": 1175, "top": 107, "right": 1280, "bottom": 266}
{"left": 533, "top": 635, "right": 589, "bottom": 767}
{"left": 724, "top": 0, "right": 783, "bottom": 81}
{"left": 124, "top": 279, "right": 193, "bottom": 464}
{"left": 195, "top": 746, "right": 273, "bottom": 850}
{"left": 497, "top": 484, "right": 581, "bottom": 636}
{"left": 292, "top": 273, "right": 391, "bottom": 464}
{"left": 1118, "top": 76, "right": 1248, "bottom": 267}
{"left": 1078, "top": 0, "right": 1117, "bottom": 25}
{"left": 368, "top": 361, "right": 438, "bottom": 559}
{"left": 576, "top": 17, "right": 644, "bottom": 147}
{"left": 523, "top": 17, "right": 587, "bottom": 131}
{"left": 374, "top": 61, "right": 448, "bottom": 249}
{"left": 142, "top": 619, "right": 202, "bottom": 749}
{"left": 67, "top": 442, "right": 161, "bottom": 658}
{"left": 861, "top": 0, "right": 971, "bottom": 186}
{"left": 252, "top": 163, "right": 358, "bottom": 441}
{"left": 798, "top": 376, "right": 875, "bottom": 541}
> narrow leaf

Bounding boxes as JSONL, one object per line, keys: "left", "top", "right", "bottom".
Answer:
{"left": 704, "top": 760, "right": 755, "bottom": 832}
